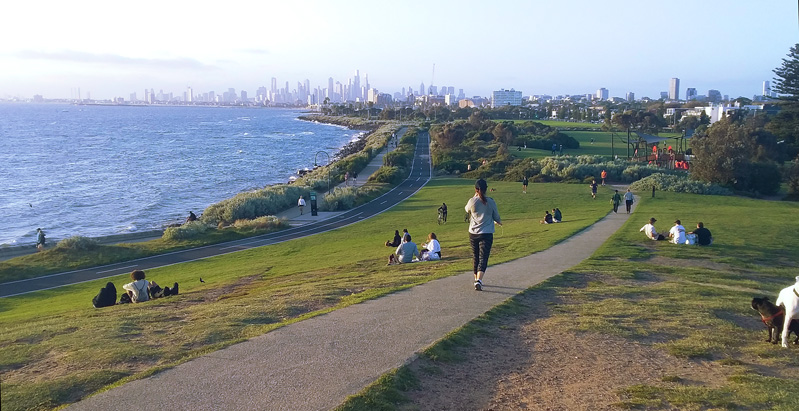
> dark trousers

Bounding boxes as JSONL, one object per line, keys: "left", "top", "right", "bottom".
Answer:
{"left": 613, "top": 203, "right": 619, "bottom": 213}
{"left": 625, "top": 200, "right": 633, "bottom": 213}
{"left": 469, "top": 233, "right": 494, "bottom": 274}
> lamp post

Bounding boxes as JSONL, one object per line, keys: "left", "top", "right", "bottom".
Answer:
{"left": 314, "top": 151, "right": 331, "bottom": 194}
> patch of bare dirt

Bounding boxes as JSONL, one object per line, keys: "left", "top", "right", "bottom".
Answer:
{"left": 402, "top": 296, "right": 729, "bottom": 411}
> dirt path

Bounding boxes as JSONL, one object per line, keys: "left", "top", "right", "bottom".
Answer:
{"left": 401, "top": 285, "right": 729, "bottom": 411}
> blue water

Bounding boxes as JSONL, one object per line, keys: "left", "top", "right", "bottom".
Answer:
{"left": 0, "top": 104, "right": 361, "bottom": 246}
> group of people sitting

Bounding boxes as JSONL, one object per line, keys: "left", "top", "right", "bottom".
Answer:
{"left": 640, "top": 218, "right": 713, "bottom": 245}
{"left": 92, "top": 269, "right": 179, "bottom": 308}
{"left": 540, "top": 208, "right": 563, "bottom": 224}
{"left": 385, "top": 229, "right": 442, "bottom": 265}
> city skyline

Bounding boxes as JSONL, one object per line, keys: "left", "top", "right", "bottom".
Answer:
{"left": 1, "top": 0, "right": 796, "bottom": 100}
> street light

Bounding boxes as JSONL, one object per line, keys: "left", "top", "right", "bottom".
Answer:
{"left": 314, "top": 151, "right": 331, "bottom": 194}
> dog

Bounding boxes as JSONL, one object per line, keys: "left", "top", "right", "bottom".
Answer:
{"left": 775, "top": 276, "right": 799, "bottom": 347}
{"left": 751, "top": 296, "right": 799, "bottom": 344}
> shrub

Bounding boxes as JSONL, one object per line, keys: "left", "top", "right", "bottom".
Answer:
{"left": 201, "top": 185, "right": 311, "bottom": 226}
{"left": 55, "top": 236, "right": 98, "bottom": 251}
{"left": 162, "top": 221, "right": 211, "bottom": 241}
{"left": 231, "top": 215, "right": 286, "bottom": 231}
{"left": 368, "top": 166, "right": 406, "bottom": 185}
{"left": 629, "top": 173, "right": 732, "bottom": 195}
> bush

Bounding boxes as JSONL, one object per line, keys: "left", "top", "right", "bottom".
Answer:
{"left": 55, "top": 236, "right": 99, "bottom": 251}
{"left": 368, "top": 166, "right": 406, "bottom": 185}
{"left": 629, "top": 173, "right": 732, "bottom": 195}
{"left": 323, "top": 187, "right": 357, "bottom": 211}
{"left": 201, "top": 185, "right": 311, "bottom": 226}
{"left": 162, "top": 221, "right": 211, "bottom": 241}
{"left": 231, "top": 215, "right": 286, "bottom": 231}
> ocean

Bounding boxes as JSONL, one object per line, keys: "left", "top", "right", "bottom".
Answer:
{"left": 0, "top": 103, "right": 361, "bottom": 246}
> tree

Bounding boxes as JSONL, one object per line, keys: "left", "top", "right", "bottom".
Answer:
{"left": 773, "top": 43, "right": 799, "bottom": 101}
{"left": 690, "top": 117, "right": 781, "bottom": 194}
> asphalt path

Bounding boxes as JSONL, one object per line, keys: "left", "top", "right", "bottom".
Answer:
{"left": 0, "top": 132, "right": 432, "bottom": 298}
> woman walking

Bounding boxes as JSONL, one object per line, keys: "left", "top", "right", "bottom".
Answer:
{"left": 465, "top": 179, "right": 502, "bottom": 291}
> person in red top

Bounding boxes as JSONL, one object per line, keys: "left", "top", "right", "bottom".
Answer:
{"left": 600, "top": 169, "right": 607, "bottom": 186}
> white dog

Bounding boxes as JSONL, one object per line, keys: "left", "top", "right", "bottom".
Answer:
{"left": 775, "top": 276, "right": 799, "bottom": 348}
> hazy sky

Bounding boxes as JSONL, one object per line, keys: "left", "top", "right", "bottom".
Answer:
{"left": 2, "top": 0, "right": 797, "bottom": 100}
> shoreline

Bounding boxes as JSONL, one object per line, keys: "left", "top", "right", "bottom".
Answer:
{"left": 1, "top": 111, "right": 367, "bottom": 249}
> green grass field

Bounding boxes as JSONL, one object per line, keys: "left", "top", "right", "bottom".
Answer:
{"left": 339, "top": 192, "right": 799, "bottom": 410}
{"left": 510, "top": 119, "right": 603, "bottom": 129}
{"left": 0, "top": 179, "right": 616, "bottom": 411}
{"left": 511, "top": 130, "right": 684, "bottom": 160}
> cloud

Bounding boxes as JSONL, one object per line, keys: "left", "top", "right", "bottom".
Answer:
{"left": 13, "top": 50, "right": 217, "bottom": 70}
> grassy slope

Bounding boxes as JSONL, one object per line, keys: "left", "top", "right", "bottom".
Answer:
{"left": 0, "top": 179, "right": 615, "bottom": 411}
{"left": 339, "top": 192, "right": 799, "bottom": 410}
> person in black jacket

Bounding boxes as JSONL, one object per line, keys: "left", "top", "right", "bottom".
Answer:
{"left": 92, "top": 282, "right": 118, "bottom": 308}
{"left": 385, "top": 230, "right": 402, "bottom": 247}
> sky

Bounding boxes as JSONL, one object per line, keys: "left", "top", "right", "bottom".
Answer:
{"left": 1, "top": 0, "right": 797, "bottom": 101}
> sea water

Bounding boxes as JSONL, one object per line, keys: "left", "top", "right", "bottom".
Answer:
{"left": 0, "top": 103, "right": 361, "bottom": 246}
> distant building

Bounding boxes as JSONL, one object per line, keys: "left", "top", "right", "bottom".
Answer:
{"left": 686, "top": 88, "right": 697, "bottom": 100}
{"left": 669, "top": 78, "right": 680, "bottom": 100}
{"left": 660, "top": 91, "right": 668, "bottom": 99}
{"left": 762, "top": 81, "right": 770, "bottom": 97}
{"left": 626, "top": 92, "right": 635, "bottom": 102}
{"left": 492, "top": 89, "right": 522, "bottom": 108}
{"left": 596, "top": 88, "right": 608, "bottom": 101}
{"left": 707, "top": 89, "right": 722, "bottom": 103}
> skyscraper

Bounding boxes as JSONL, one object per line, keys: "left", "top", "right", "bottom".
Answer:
{"left": 271, "top": 77, "right": 277, "bottom": 94}
{"left": 686, "top": 88, "right": 697, "bottom": 100}
{"left": 596, "top": 88, "right": 608, "bottom": 100}
{"left": 669, "top": 78, "right": 680, "bottom": 100}
{"left": 626, "top": 92, "right": 635, "bottom": 102}
{"left": 419, "top": 82, "right": 425, "bottom": 96}
{"left": 353, "top": 70, "right": 361, "bottom": 101}
{"left": 762, "top": 81, "right": 771, "bottom": 96}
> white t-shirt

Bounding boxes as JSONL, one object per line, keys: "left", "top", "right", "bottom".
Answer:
{"left": 298, "top": 198, "right": 306, "bottom": 207}
{"left": 669, "top": 224, "right": 686, "bottom": 244}
{"left": 640, "top": 223, "right": 658, "bottom": 240}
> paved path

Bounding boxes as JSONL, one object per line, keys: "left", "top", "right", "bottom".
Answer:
{"left": 69, "top": 201, "right": 637, "bottom": 410}
{"left": 0, "top": 129, "right": 427, "bottom": 298}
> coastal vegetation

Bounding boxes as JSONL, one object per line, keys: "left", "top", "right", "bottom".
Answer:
{"left": 339, "top": 191, "right": 799, "bottom": 410}
{"left": 0, "top": 180, "right": 614, "bottom": 411}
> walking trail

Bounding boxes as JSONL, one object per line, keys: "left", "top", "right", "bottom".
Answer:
{"left": 70, "top": 201, "right": 636, "bottom": 410}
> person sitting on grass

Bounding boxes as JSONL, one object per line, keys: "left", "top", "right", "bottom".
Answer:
{"left": 385, "top": 229, "right": 401, "bottom": 247}
{"left": 388, "top": 234, "right": 419, "bottom": 265}
{"left": 121, "top": 270, "right": 178, "bottom": 303}
{"left": 421, "top": 232, "right": 442, "bottom": 261}
{"left": 92, "top": 282, "right": 118, "bottom": 308}
{"left": 540, "top": 210, "right": 553, "bottom": 224}
{"left": 640, "top": 217, "right": 666, "bottom": 241}
{"left": 668, "top": 220, "right": 686, "bottom": 245}
{"left": 553, "top": 208, "right": 562, "bottom": 223}
{"left": 689, "top": 222, "right": 713, "bottom": 246}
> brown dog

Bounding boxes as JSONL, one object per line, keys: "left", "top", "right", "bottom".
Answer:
{"left": 751, "top": 296, "right": 799, "bottom": 344}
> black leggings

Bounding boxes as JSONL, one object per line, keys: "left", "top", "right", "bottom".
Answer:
{"left": 469, "top": 233, "right": 494, "bottom": 274}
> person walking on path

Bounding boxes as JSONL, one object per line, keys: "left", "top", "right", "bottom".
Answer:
{"left": 590, "top": 180, "right": 598, "bottom": 199}
{"left": 522, "top": 176, "right": 528, "bottom": 194}
{"left": 601, "top": 169, "right": 608, "bottom": 186}
{"left": 36, "top": 228, "right": 46, "bottom": 251}
{"left": 344, "top": 171, "right": 350, "bottom": 186}
{"left": 298, "top": 196, "right": 306, "bottom": 215}
{"left": 624, "top": 188, "right": 634, "bottom": 214}
{"left": 611, "top": 190, "right": 622, "bottom": 213}
{"left": 465, "top": 179, "right": 502, "bottom": 291}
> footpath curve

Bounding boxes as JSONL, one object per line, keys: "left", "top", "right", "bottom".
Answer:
{"left": 69, "top": 201, "right": 637, "bottom": 410}
{"left": 0, "top": 130, "right": 430, "bottom": 298}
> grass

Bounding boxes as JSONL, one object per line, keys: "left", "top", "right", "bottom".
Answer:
{"left": 338, "top": 191, "right": 799, "bottom": 410}
{"left": 0, "top": 223, "right": 290, "bottom": 283}
{"left": 509, "top": 119, "right": 603, "bottom": 129}
{"left": 0, "top": 179, "right": 616, "bottom": 411}
{"left": 511, "top": 130, "right": 684, "bottom": 160}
